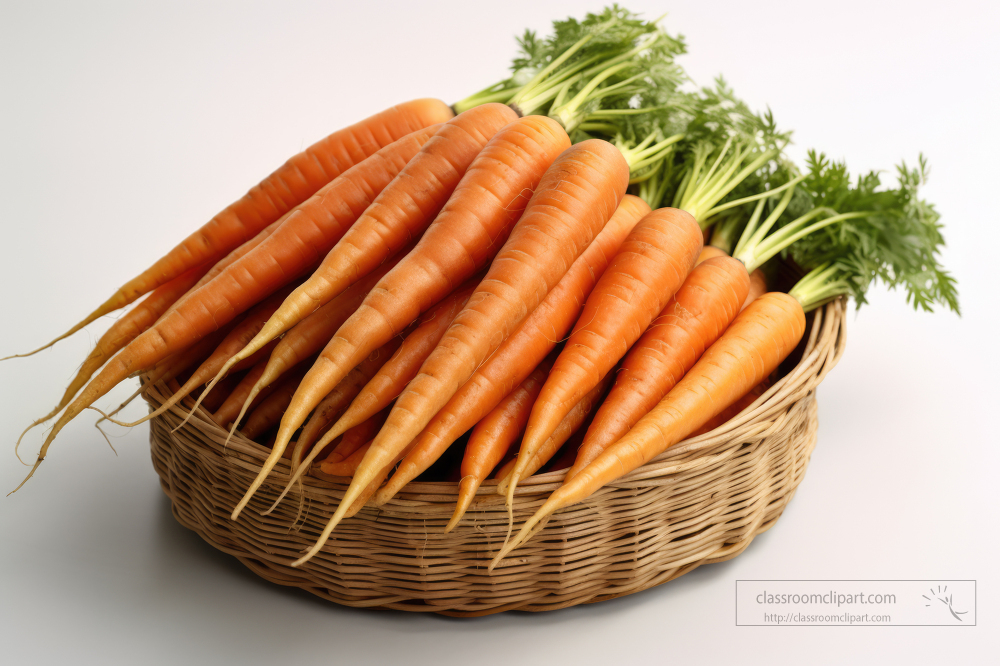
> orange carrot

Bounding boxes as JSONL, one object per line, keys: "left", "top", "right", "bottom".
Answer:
{"left": 343, "top": 460, "right": 398, "bottom": 518}
{"left": 15, "top": 99, "right": 452, "bottom": 357}
{"left": 565, "top": 256, "right": 750, "bottom": 482}
{"left": 61, "top": 265, "right": 211, "bottom": 411}
{"left": 492, "top": 292, "right": 807, "bottom": 566}
{"left": 215, "top": 104, "right": 519, "bottom": 380}
{"left": 697, "top": 242, "right": 765, "bottom": 311}
{"left": 199, "top": 373, "right": 242, "bottom": 416}
{"left": 236, "top": 115, "right": 572, "bottom": 519}
{"left": 498, "top": 374, "right": 612, "bottom": 492}
{"left": 19, "top": 128, "right": 440, "bottom": 489}
{"left": 241, "top": 361, "right": 314, "bottom": 441}
{"left": 507, "top": 207, "right": 703, "bottom": 503}
{"left": 154, "top": 313, "right": 247, "bottom": 388}
{"left": 493, "top": 457, "right": 518, "bottom": 482}
{"left": 169, "top": 215, "right": 295, "bottom": 315}
{"left": 285, "top": 336, "right": 406, "bottom": 473}
{"left": 743, "top": 268, "right": 769, "bottom": 311}
{"left": 105, "top": 283, "right": 297, "bottom": 428}
{"left": 697, "top": 245, "right": 727, "bottom": 264}
{"left": 545, "top": 427, "right": 585, "bottom": 473}
{"left": 147, "top": 328, "right": 231, "bottom": 388}
{"left": 691, "top": 375, "right": 774, "bottom": 437}
{"left": 276, "top": 278, "right": 479, "bottom": 503}
{"left": 315, "top": 280, "right": 477, "bottom": 454}
{"left": 216, "top": 245, "right": 410, "bottom": 443}
{"left": 213, "top": 359, "right": 275, "bottom": 429}
{"left": 326, "top": 406, "right": 392, "bottom": 466}
{"left": 443, "top": 357, "right": 554, "bottom": 531}
{"left": 320, "top": 440, "right": 374, "bottom": 477}
{"left": 82, "top": 322, "right": 237, "bottom": 440}
{"left": 290, "top": 138, "right": 628, "bottom": 565}
{"left": 373, "top": 195, "right": 649, "bottom": 505}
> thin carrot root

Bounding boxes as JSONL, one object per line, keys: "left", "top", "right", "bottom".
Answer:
{"left": 88, "top": 383, "right": 145, "bottom": 434}
{"left": 221, "top": 384, "right": 262, "bottom": 450}
{"left": 198, "top": 356, "right": 242, "bottom": 422}
{"left": 288, "top": 455, "right": 400, "bottom": 566}
{"left": 14, "top": 407, "right": 63, "bottom": 465}
{"left": 170, "top": 380, "right": 220, "bottom": 433}
{"left": 92, "top": 416, "right": 118, "bottom": 455}
{"left": 489, "top": 513, "right": 556, "bottom": 571}
{"left": 502, "top": 472, "right": 520, "bottom": 509}
{"left": 345, "top": 470, "right": 388, "bottom": 518}
{"left": 0, "top": 298, "right": 116, "bottom": 361}
{"left": 444, "top": 475, "right": 479, "bottom": 533}
{"left": 96, "top": 384, "right": 173, "bottom": 428}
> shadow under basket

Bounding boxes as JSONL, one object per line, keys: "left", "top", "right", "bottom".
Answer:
{"left": 147, "top": 300, "right": 846, "bottom": 616}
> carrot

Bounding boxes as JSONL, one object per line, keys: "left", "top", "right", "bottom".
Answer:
{"left": 443, "top": 357, "right": 554, "bottom": 531}
{"left": 235, "top": 115, "right": 572, "bottom": 520}
{"left": 697, "top": 245, "right": 727, "bottom": 264}
{"left": 498, "top": 373, "right": 612, "bottom": 492}
{"left": 343, "top": 460, "right": 399, "bottom": 518}
{"left": 12, "top": 100, "right": 452, "bottom": 358}
{"left": 492, "top": 292, "right": 807, "bottom": 566}
{"left": 215, "top": 245, "right": 410, "bottom": 444}
{"left": 214, "top": 105, "right": 519, "bottom": 382}
{"left": 159, "top": 217, "right": 284, "bottom": 319}
{"left": 213, "top": 359, "right": 275, "bottom": 429}
{"left": 698, "top": 243, "right": 765, "bottom": 310}
{"left": 373, "top": 195, "right": 649, "bottom": 505}
{"left": 80, "top": 321, "right": 238, "bottom": 445}
{"left": 251, "top": 337, "right": 411, "bottom": 517}
{"left": 493, "top": 457, "right": 518, "bottom": 482}
{"left": 104, "top": 283, "right": 297, "bottom": 429}
{"left": 274, "top": 279, "right": 478, "bottom": 509}
{"left": 326, "top": 407, "right": 392, "bottom": 466}
{"left": 147, "top": 329, "right": 231, "bottom": 388}
{"left": 565, "top": 256, "right": 750, "bottom": 482}
{"left": 506, "top": 207, "right": 703, "bottom": 504}
{"left": 87, "top": 348, "right": 197, "bottom": 441}
{"left": 319, "top": 279, "right": 478, "bottom": 453}
{"left": 690, "top": 375, "right": 774, "bottom": 437}
{"left": 290, "top": 138, "right": 628, "bottom": 565}
{"left": 319, "top": 440, "right": 373, "bottom": 477}
{"left": 240, "top": 361, "right": 314, "bottom": 441}
{"left": 545, "top": 427, "right": 585, "bottom": 473}
{"left": 275, "top": 342, "right": 400, "bottom": 474}
{"left": 199, "top": 373, "right": 242, "bottom": 415}
{"left": 697, "top": 237, "right": 766, "bottom": 309}
{"left": 743, "top": 268, "right": 768, "bottom": 310}
{"left": 18, "top": 127, "right": 440, "bottom": 489}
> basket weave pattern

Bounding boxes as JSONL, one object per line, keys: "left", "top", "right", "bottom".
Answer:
{"left": 148, "top": 301, "right": 845, "bottom": 615}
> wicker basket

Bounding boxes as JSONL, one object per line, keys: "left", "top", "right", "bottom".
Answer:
{"left": 147, "top": 299, "right": 845, "bottom": 616}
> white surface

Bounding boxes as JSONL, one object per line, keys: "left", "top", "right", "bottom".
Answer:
{"left": 1, "top": 1, "right": 996, "bottom": 663}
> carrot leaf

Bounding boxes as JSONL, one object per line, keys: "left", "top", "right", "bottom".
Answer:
{"left": 786, "top": 152, "right": 960, "bottom": 313}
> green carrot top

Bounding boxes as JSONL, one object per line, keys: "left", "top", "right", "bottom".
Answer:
{"left": 786, "top": 152, "right": 959, "bottom": 313}
{"left": 453, "top": 6, "right": 687, "bottom": 145}
{"left": 724, "top": 151, "right": 959, "bottom": 313}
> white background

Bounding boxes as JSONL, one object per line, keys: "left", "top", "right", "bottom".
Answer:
{"left": 1, "top": 1, "right": 996, "bottom": 663}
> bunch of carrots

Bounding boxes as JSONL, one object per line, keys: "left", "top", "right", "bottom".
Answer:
{"left": 6, "top": 7, "right": 958, "bottom": 568}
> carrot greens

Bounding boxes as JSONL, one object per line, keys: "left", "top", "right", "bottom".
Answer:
{"left": 786, "top": 152, "right": 960, "bottom": 313}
